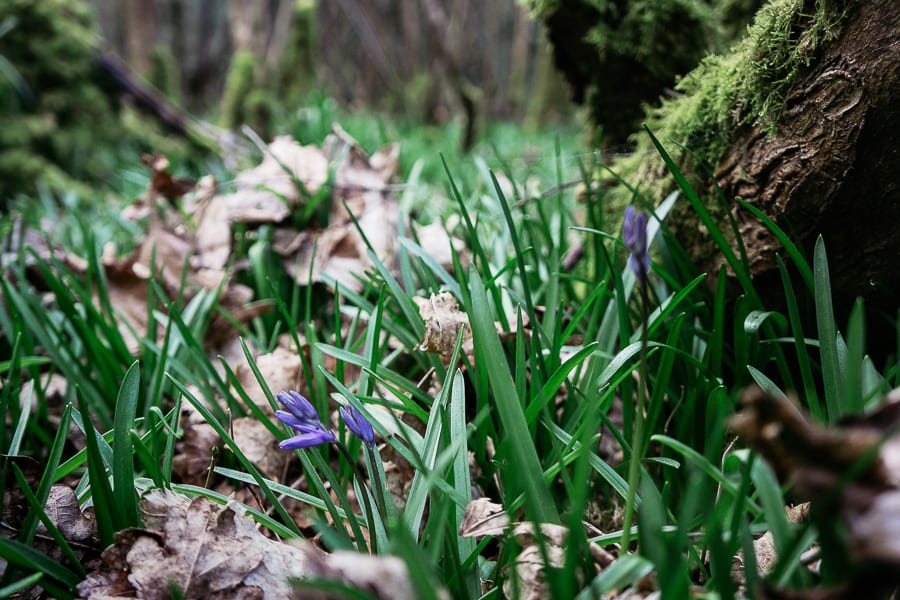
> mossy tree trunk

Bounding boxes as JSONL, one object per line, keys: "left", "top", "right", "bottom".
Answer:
{"left": 713, "top": 0, "right": 900, "bottom": 314}
{"left": 542, "top": 0, "right": 899, "bottom": 351}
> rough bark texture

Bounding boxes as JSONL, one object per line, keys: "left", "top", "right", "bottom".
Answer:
{"left": 715, "top": 0, "right": 900, "bottom": 312}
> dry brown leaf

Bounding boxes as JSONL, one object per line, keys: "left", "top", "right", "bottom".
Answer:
{"left": 295, "top": 543, "right": 433, "bottom": 600}
{"left": 79, "top": 490, "right": 302, "bottom": 599}
{"left": 231, "top": 417, "right": 289, "bottom": 480}
{"left": 413, "top": 222, "right": 468, "bottom": 271}
{"left": 275, "top": 125, "right": 400, "bottom": 293}
{"left": 414, "top": 292, "right": 473, "bottom": 363}
{"left": 193, "top": 193, "right": 233, "bottom": 271}
{"left": 172, "top": 416, "right": 221, "bottom": 486}
{"left": 223, "top": 136, "right": 329, "bottom": 224}
{"left": 142, "top": 153, "right": 196, "bottom": 200}
{"left": 40, "top": 484, "right": 96, "bottom": 544}
{"left": 233, "top": 346, "right": 304, "bottom": 411}
{"left": 459, "top": 497, "right": 615, "bottom": 600}
{"left": 458, "top": 497, "right": 509, "bottom": 538}
{"left": 79, "top": 490, "right": 433, "bottom": 600}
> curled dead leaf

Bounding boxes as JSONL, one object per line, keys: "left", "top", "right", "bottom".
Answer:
{"left": 414, "top": 293, "right": 473, "bottom": 363}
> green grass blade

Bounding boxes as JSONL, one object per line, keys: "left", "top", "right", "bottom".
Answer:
{"left": 652, "top": 434, "right": 761, "bottom": 514}
{"left": 468, "top": 270, "right": 559, "bottom": 524}
{"left": 11, "top": 464, "right": 85, "bottom": 577}
{"left": 8, "top": 379, "right": 32, "bottom": 456}
{"left": 0, "top": 538, "right": 79, "bottom": 597}
{"left": 0, "top": 572, "right": 44, "bottom": 598}
{"left": 777, "top": 255, "right": 822, "bottom": 421}
{"left": 814, "top": 236, "right": 843, "bottom": 421}
{"left": 746, "top": 366, "right": 789, "bottom": 400}
{"left": 644, "top": 127, "right": 758, "bottom": 303}
{"left": 18, "top": 403, "right": 73, "bottom": 545}
{"left": 736, "top": 199, "right": 814, "bottom": 291}
{"left": 844, "top": 298, "right": 865, "bottom": 415}
{"left": 75, "top": 396, "right": 117, "bottom": 547}
{"left": 398, "top": 237, "right": 462, "bottom": 299}
{"left": 112, "top": 361, "right": 141, "bottom": 528}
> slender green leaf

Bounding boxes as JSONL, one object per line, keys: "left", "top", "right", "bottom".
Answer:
{"left": 112, "top": 361, "right": 141, "bottom": 528}
{"left": 814, "top": 237, "right": 843, "bottom": 421}
{"left": 468, "top": 270, "right": 559, "bottom": 523}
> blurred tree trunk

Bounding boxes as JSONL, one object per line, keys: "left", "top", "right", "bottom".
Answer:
{"left": 92, "top": 0, "right": 296, "bottom": 112}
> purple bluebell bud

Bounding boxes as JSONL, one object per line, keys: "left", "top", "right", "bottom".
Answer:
{"left": 275, "top": 389, "right": 336, "bottom": 450}
{"left": 279, "top": 428, "right": 337, "bottom": 450}
{"left": 622, "top": 205, "right": 650, "bottom": 281}
{"left": 277, "top": 390, "right": 319, "bottom": 422}
{"left": 340, "top": 405, "right": 375, "bottom": 445}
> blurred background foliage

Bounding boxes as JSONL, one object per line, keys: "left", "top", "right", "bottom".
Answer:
{"left": 0, "top": 0, "right": 783, "bottom": 201}
{"left": 1, "top": 0, "right": 581, "bottom": 201}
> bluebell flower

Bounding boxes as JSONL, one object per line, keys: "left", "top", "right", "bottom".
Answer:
{"left": 340, "top": 405, "right": 375, "bottom": 445}
{"left": 275, "top": 390, "right": 336, "bottom": 450}
{"left": 622, "top": 205, "right": 650, "bottom": 281}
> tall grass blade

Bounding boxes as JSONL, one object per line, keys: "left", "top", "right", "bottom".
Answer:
{"left": 814, "top": 236, "right": 843, "bottom": 421}
{"left": 112, "top": 361, "right": 141, "bottom": 527}
{"left": 468, "top": 270, "right": 559, "bottom": 523}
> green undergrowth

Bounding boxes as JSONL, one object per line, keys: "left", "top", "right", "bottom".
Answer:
{"left": 0, "top": 123, "right": 897, "bottom": 599}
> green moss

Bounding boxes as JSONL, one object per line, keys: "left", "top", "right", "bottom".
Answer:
{"left": 275, "top": 0, "right": 317, "bottom": 108}
{"left": 149, "top": 44, "right": 182, "bottom": 106}
{"left": 534, "top": 0, "right": 758, "bottom": 143}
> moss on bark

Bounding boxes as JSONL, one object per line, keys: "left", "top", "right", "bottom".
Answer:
{"left": 608, "top": 0, "right": 846, "bottom": 210}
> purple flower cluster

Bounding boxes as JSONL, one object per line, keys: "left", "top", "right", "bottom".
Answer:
{"left": 275, "top": 390, "right": 375, "bottom": 450}
{"left": 622, "top": 205, "right": 650, "bottom": 282}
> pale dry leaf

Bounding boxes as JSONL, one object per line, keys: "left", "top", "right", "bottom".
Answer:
{"left": 414, "top": 292, "right": 473, "bottom": 362}
{"left": 172, "top": 418, "right": 221, "bottom": 486}
{"left": 458, "top": 497, "right": 509, "bottom": 538}
{"left": 412, "top": 222, "right": 468, "bottom": 271}
{"left": 224, "top": 136, "right": 329, "bottom": 224}
{"left": 80, "top": 490, "right": 309, "bottom": 600}
{"left": 503, "top": 544, "right": 566, "bottom": 600}
{"left": 233, "top": 346, "right": 303, "bottom": 412}
{"left": 295, "top": 543, "right": 438, "bottom": 600}
{"left": 848, "top": 490, "right": 900, "bottom": 564}
{"left": 459, "top": 497, "right": 615, "bottom": 580}
{"left": 193, "top": 194, "right": 233, "bottom": 270}
{"left": 231, "top": 417, "right": 289, "bottom": 480}
{"left": 277, "top": 126, "right": 399, "bottom": 293}
{"left": 40, "top": 485, "right": 95, "bottom": 543}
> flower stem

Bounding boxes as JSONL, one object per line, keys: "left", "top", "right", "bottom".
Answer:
{"left": 334, "top": 441, "right": 380, "bottom": 552}
{"left": 620, "top": 268, "right": 649, "bottom": 552}
{"left": 365, "top": 443, "right": 389, "bottom": 518}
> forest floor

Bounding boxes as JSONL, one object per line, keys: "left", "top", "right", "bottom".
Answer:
{"left": 2, "top": 101, "right": 899, "bottom": 599}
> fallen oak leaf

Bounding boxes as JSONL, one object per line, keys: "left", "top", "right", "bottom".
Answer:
{"left": 79, "top": 490, "right": 301, "bottom": 599}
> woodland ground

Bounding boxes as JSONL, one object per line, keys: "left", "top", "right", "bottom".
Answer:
{"left": 2, "top": 97, "right": 899, "bottom": 599}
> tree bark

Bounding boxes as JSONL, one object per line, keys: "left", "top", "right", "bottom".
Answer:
{"left": 713, "top": 0, "right": 900, "bottom": 312}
